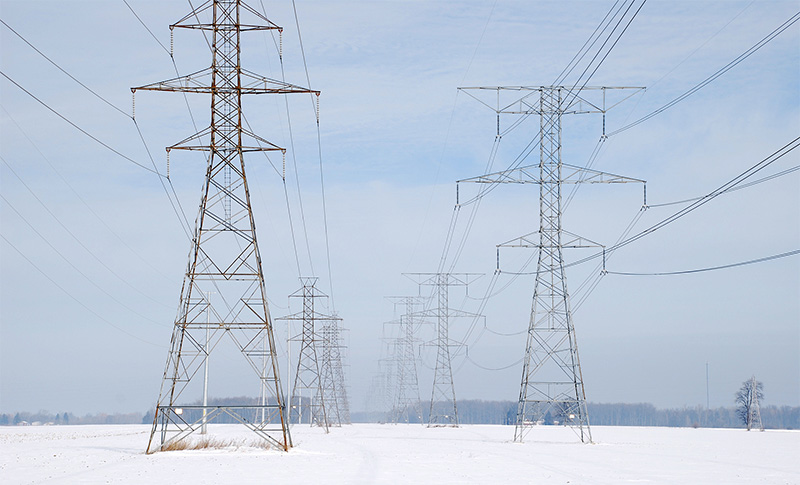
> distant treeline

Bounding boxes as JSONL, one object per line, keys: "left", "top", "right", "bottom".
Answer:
{"left": 1, "top": 396, "right": 305, "bottom": 427}
{"left": 352, "top": 400, "right": 800, "bottom": 430}
{"left": 4, "top": 400, "right": 798, "bottom": 429}
{"left": 0, "top": 411, "right": 144, "bottom": 426}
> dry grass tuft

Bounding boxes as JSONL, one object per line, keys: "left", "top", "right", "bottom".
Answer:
{"left": 160, "top": 437, "right": 271, "bottom": 452}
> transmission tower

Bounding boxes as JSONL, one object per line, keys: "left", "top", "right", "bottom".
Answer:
{"left": 332, "top": 322, "right": 352, "bottom": 425}
{"left": 137, "top": 0, "right": 319, "bottom": 453}
{"left": 746, "top": 376, "right": 764, "bottom": 431}
{"left": 319, "top": 316, "right": 351, "bottom": 426}
{"left": 405, "top": 273, "right": 482, "bottom": 427}
{"left": 458, "top": 86, "right": 645, "bottom": 443}
{"left": 386, "top": 297, "right": 424, "bottom": 424}
{"left": 377, "top": 328, "right": 398, "bottom": 421}
{"left": 278, "top": 277, "right": 337, "bottom": 431}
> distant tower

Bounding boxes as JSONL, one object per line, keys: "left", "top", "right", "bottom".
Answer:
{"left": 278, "top": 277, "right": 335, "bottom": 431}
{"left": 331, "top": 320, "right": 352, "bottom": 425}
{"left": 746, "top": 376, "right": 764, "bottom": 431}
{"left": 458, "top": 86, "right": 644, "bottom": 443}
{"left": 386, "top": 297, "right": 424, "bottom": 424}
{"left": 136, "top": 0, "right": 318, "bottom": 453}
{"left": 319, "top": 315, "right": 351, "bottom": 426}
{"left": 405, "top": 273, "right": 482, "bottom": 427}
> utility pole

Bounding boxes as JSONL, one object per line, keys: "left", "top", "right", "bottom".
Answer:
{"left": 458, "top": 86, "right": 645, "bottom": 443}
{"left": 404, "top": 273, "right": 483, "bottom": 427}
{"left": 137, "top": 0, "right": 319, "bottom": 453}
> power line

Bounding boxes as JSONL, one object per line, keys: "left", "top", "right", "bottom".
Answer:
{"left": 553, "top": 0, "right": 622, "bottom": 86}
{"left": 0, "top": 70, "right": 160, "bottom": 176}
{"left": 0, "top": 155, "right": 173, "bottom": 310}
{"left": 441, "top": 1, "right": 645, "bottom": 275}
{"left": 289, "top": 0, "right": 338, "bottom": 308}
{"left": 0, "top": 18, "right": 131, "bottom": 118}
{"left": 567, "top": 136, "right": 800, "bottom": 269}
{"left": 607, "top": 249, "right": 799, "bottom": 276}
{"left": 131, "top": 119, "right": 193, "bottom": 239}
{"left": 0, "top": 193, "right": 168, "bottom": 328}
{"left": 122, "top": 0, "right": 171, "bottom": 57}
{"left": 466, "top": 354, "right": 523, "bottom": 372}
{"left": 647, "top": 164, "right": 800, "bottom": 208}
{"left": 562, "top": 0, "right": 645, "bottom": 107}
{"left": 407, "top": 0, "right": 499, "bottom": 274}
{"left": 4, "top": 7, "right": 196, "bottom": 236}
{"left": 0, "top": 105, "right": 176, "bottom": 282}
{"left": 2, "top": 14, "right": 194, "bottom": 237}
{"left": 440, "top": 2, "right": 648, "bottom": 366}
{"left": 279, "top": 45, "right": 315, "bottom": 278}
{"left": 0, "top": 234, "right": 164, "bottom": 347}
{"left": 608, "top": 11, "right": 800, "bottom": 137}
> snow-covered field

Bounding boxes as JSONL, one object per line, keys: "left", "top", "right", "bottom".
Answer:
{"left": 1, "top": 423, "right": 797, "bottom": 484}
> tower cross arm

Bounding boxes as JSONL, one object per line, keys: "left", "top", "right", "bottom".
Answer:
{"left": 457, "top": 163, "right": 644, "bottom": 185}
{"left": 402, "top": 272, "right": 483, "bottom": 288}
{"left": 276, "top": 312, "right": 341, "bottom": 322}
{"left": 458, "top": 86, "right": 644, "bottom": 115}
{"left": 497, "top": 230, "right": 604, "bottom": 249}
{"left": 132, "top": 68, "right": 319, "bottom": 96}
{"left": 410, "top": 308, "right": 484, "bottom": 320}
{"left": 165, "top": 126, "right": 285, "bottom": 153}
{"left": 170, "top": 0, "right": 282, "bottom": 32}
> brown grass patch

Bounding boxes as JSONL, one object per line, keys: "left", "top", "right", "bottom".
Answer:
{"left": 160, "top": 437, "right": 271, "bottom": 452}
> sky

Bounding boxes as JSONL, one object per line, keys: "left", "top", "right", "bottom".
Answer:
{"left": 0, "top": 0, "right": 798, "bottom": 416}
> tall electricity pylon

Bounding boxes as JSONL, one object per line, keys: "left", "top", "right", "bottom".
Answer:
{"left": 319, "top": 316, "right": 351, "bottom": 426}
{"left": 136, "top": 0, "right": 318, "bottom": 453}
{"left": 386, "top": 297, "right": 424, "bottom": 424}
{"left": 405, "top": 273, "right": 483, "bottom": 427}
{"left": 745, "top": 376, "right": 764, "bottom": 431}
{"left": 331, "top": 320, "right": 352, "bottom": 425}
{"left": 278, "top": 277, "right": 335, "bottom": 431}
{"left": 458, "top": 86, "right": 644, "bottom": 443}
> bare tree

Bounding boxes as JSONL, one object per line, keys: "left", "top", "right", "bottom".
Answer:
{"left": 735, "top": 377, "right": 764, "bottom": 431}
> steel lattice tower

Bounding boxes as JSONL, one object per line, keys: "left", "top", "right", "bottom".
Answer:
{"left": 746, "top": 376, "right": 764, "bottom": 431}
{"left": 405, "top": 273, "right": 482, "bottom": 427}
{"left": 386, "top": 297, "right": 424, "bottom": 424}
{"left": 320, "top": 317, "right": 351, "bottom": 425}
{"left": 331, "top": 319, "right": 352, "bottom": 424}
{"left": 458, "top": 86, "right": 644, "bottom": 443}
{"left": 278, "top": 277, "right": 335, "bottom": 431}
{"left": 136, "top": 0, "right": 318, "bottom": 453}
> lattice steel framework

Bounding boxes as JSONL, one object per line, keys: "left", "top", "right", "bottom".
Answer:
{"left": 320, "top": 317, "right": 351, "bottom": 425}
{"left": 136, "top": 0, "right": 318, "bottom": 453}
{"left": 458, "top": 86, "right": 644, "bottom": 443}
{"left": 405, "top": 273, "right": 482, "bottom": 427}
{"left": 745, "top": 376, "right": 764, "bottom": 431}
{"left": 386, "top": 297, "right": 424, "bottom": 424}
{"left": 278, "top": 277, "right": 335, "bottom": 431}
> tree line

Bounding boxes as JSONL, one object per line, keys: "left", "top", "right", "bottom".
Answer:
{"left": 352, "top": 400, "right": 800, "bottom": 429}
{"left": 0, "top": 411, "right": 144, "bottom": 426}
{"left": 4, "top": 400, "right": 798, "bottom": 429}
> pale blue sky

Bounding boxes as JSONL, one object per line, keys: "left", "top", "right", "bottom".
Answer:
{"left": 1, "top": 0, "right": 798, "bottom": 415}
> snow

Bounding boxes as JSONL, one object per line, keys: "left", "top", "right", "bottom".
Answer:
{"left": 1, "top": 424, "right": 797, "bottom": 484}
